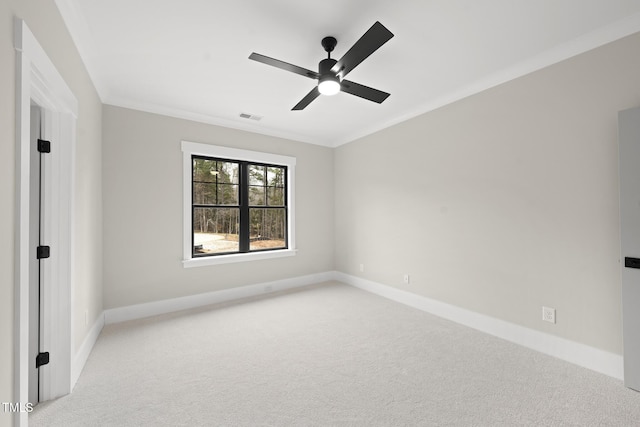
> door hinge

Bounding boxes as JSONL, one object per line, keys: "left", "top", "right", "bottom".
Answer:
{"left": 37, "top": 139, "right": 51, "bottom": 153}
{"left": 36, "top": 352, "right": 50, "bottom": 368}
{"left": 36, "top": 246, "right": 50, "bottom": 259}
{"left": 625, "top": 257, "right": 640, "bottom": 269}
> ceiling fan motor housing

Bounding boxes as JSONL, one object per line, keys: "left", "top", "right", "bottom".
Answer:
{"left": 318, "top": 57, "right": 340, "bottom": 95}
{"left": 319, "top": 58, "right": 338, "bottom": 77}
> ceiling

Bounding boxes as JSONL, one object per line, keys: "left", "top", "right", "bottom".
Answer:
{"left": 55, "top": 0, "right": 640, "bottom": 147}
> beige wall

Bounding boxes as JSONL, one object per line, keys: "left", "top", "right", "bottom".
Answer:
{"left": 102, "top": 106, "right": 334, "bottom": 308}
{"left": 0, "top": 1, "right": 103, "bottom": 425}
{"left": 335, "top": 32, "right": 640, "bottom": 355}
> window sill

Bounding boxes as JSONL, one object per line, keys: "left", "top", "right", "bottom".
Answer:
{"left": 182, "top": 248, "right": 297, "bottom": 268}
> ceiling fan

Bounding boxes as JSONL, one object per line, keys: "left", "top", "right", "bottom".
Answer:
{"left": 249, "top": 21, "right": 394, "bottom": 111}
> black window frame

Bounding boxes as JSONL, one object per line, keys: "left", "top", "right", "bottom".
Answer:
{"left": 191, "top": 155, "right": 288, "bottom": 258}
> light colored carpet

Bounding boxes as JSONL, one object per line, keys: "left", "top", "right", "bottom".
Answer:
{"left": 31, "top": 281, "right": 640, "bottom": 426}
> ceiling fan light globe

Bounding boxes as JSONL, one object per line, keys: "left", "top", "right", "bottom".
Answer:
{"left": 318, "top": 76, "right": 341, "bottom": 96}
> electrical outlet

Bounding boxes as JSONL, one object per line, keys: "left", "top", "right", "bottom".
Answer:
{"left": 359, "top": 263, "right": 364, "bottom": 272}
{"left": 542, "top": 306, "right": 556, "bottom": 324}
{"left": 403, "top": 274, "right": 410, "bottom": 284}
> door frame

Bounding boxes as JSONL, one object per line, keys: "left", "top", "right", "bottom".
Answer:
{"left": 14, "top": 18, "right": 77, "bottom": 425}
{"left": 619, "top": 106, "right": 640, "bottom": 391}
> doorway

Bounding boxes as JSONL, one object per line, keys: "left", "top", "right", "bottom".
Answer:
{"left": 619, "top": 106, "right": 640, "bottom": 392}
{"left": 15, "top": 18, "right": 77, "bottom": 425}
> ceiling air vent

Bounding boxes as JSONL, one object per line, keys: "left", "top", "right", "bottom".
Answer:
{"left": 239, "top": 112, "right": 262, "bottom": 121}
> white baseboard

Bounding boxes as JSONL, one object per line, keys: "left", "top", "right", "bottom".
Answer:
{"left": 334, "top": 271, "right": 624, "bottom": 380}
{"left": 104, "top": 271, "right": 335, "bottom": 325}
{"left": 71, "top": 312, "right": 105, "bottom": 390}
{"left": 76, "top": 270, "right": 623, "bottom": 388}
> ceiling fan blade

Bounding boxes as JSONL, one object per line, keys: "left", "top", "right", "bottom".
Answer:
{"left": 340, "top": 80, "right": 390, "bottom": 104}
{"left": 331, "top": 21, "right": 393, "bottom": 78}
{"left": 249, "top": 53, "right": 319, "bottom": 79}
{"left": 292, "top": 87, "right": 320, "bottom": 110}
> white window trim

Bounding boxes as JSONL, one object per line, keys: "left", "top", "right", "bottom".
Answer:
{"left": 181, "top": 141, "right": 296, "bottom": 267}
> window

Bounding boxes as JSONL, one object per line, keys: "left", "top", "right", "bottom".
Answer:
{"left": 192, "top": 157, "right": 287, "bottom": 255}
{"left": 182, "top": 141, "right": 296, "bottom": 267}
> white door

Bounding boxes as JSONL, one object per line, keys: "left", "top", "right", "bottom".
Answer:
{"left": 28, "top": 106, "right": 49, "bottom": 404}
{"left": 619, "top": 106, "right": 640, "bottom": 392}
{"left": 28, "top": 106, "right": 41, "bottom": 404}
